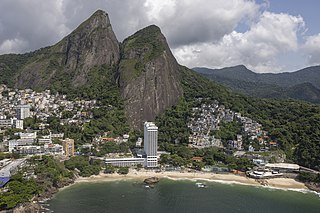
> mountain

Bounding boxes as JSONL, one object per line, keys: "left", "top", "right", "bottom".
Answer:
{"left": 0, "top": 10, "right": 319, "bottom": 169}
{"left": 117, "top": 25, "right": 183, "bottom": 128}
{"left": 286, "top": 83, "right": 320, "bottom": 103}
{"left": 194, "top": 65, "right": 320, "bottom": 103}
{"left": 0, "top": 10, "right": 182, "bottom": 129}
{"left": 0, "top": 10, "right": 120, "bottom": 91}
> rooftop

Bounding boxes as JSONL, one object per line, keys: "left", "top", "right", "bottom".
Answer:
{"left": 144, "top": 121, "right": 158, "bottom": 129}
{"left": 265, "top": 163, "right": 300, "bottom": 170}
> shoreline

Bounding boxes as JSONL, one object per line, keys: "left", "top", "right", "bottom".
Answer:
{"left": 10, "top": 170, "right": 316, "bottom": 213}
{"left": 67, "top": 169, "right": 310, "bottom": 193}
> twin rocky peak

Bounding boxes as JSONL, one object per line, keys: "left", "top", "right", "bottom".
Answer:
{"left": 14, "top": 10, "right": 183, "bottom": 129}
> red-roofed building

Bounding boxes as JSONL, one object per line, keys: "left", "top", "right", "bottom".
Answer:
{"left": 192, "top": 157, "right": 203, "bottom": 162}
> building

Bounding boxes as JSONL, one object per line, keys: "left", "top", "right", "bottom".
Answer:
{"left": 0, "top": 119, "right": 12, "bottom": 129}
{"left": 0, "top": 159, "right": 11, "bottom": 168}
{"left": 265, "top": 163, "right": 300, "bottom": 172}
{"left": 136, "top": 137, "right": 142, "bottom": 147}
{"left": 14, "top": 145, "right": 41, "bottom": 155}
{"left": 12, "top": 118, "right": 23, "bottom": 129}
{"left": 8, "top": 139, "right": 35, "bottom": 152}
{"left": 17, "top": 132, "right": 37, "bottom": 139}
{"left": 0, "top": 159, "right": 26, "bottom": 187}
{"left": 192, "top": 157, "right": 203, "bottom": 162}
{"left": 43, "top": 143, "right": 63, "bottom": 155}
{"left": 51, "top": 133, "right": 64, "bottom": 139}
{"left": 38, "top": 138, "right": 52, "bottom": 144}
{"left": 122, "top": 134, "right": 130, "bottom": 142}
{"left": 105, "top": 158, "right": 145, "bottom": 167}
{"left": 62, "top": 138, "right": 75, "bottom": 157}
{"left": 103, "top": 122, "right": 159, "bottom": 168}
{"left": 16, "top": 105, "right": 31, "bottom": 120}
{"left": 144, "top": 122, "right": 158, "bottom": 168}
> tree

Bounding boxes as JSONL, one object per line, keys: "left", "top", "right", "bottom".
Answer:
{"left": 117, "top": 167, "right": 129, "bottom": 175}
{"left": 104, "top": 164, "right": 116, "bottom": 174}
{"left": 61, "top": 110, "right": 74, "bottom": 119}
{"left": 136, "top": 164, "right": 143, "bottom": 171}
{"left": 192, "top": 161, "right": 205, "bottom": 171}
{"left": 65, "top": 156, "right": 101, "bottom": 177}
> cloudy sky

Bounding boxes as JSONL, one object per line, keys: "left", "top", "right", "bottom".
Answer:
{"left": 0, "top": 0, "right": 319, "bottom": 73}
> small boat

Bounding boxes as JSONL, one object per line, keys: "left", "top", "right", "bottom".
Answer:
{"left": 144, "top": 184, "right": 155, "bottom": 189}
{"left": 195, "top": 182, "right": 207, "bottom": 188}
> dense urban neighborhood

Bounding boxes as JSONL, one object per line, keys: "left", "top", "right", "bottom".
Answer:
{"left": 1, "top": 83, "right": 318, "bottom": 199}
{"left": 188, "top": 98, "right": 275, "bottom": 152}
{"left": 1, "top": 84, "right": 278, "bottom": 160}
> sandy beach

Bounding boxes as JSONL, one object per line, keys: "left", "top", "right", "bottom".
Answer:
{"left": 73, "top": 169, "right": 307, "bottom": 191}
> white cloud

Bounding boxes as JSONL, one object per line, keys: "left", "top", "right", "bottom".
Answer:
{"left": 0, "top": 0, "right": 318, "bottom": 72}
{"left": 0, "top": 0, "right": 69, "bottom": 53}
{"left": 144, "top": 0, "right": 176, "bottom": 22}
{"left": 303, "top": 34, "right": 320, "bottom": 65}
{"left": 156, "top": 0, "right": 261, "bottom": 47}
{"left": 0, "top": 38, "right": 28, "bottom": 54}
{"left": 173, "top": 11, "right": 305, "bottom": 72}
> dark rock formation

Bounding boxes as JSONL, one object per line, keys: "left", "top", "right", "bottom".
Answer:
{"left": 118, "top": 25, "right": 183, "bottom": 129}
{"left": 305, "top": 182, "right": 320, "bottom": 192}
{"left": 144, "top": 176, "right": 160, "bottom": 184}
{"left": 62, "top": 10, "right": 120, "bottom": 86}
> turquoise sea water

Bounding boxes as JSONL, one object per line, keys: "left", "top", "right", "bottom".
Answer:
{"left": 48, "top": 179, "right": 320, "bottom": 213}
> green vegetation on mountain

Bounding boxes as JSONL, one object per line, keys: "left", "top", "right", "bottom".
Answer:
{"left": 119, "top": 25, "right": 166, "bottom": 83}
{"left": 194, "top": 66, "right": 320, "bottom": 104}
{"left": 0, "top": 51, "right": 41, "bottom": 87}
{"left": 213, "top": 121, "right": 242, "bottom": 146}
{"left": 156, "top": 66, "right": 320, "bottom": 170}
{"left": 194, "top": 65, "right": 320, "bottom": 88}
{"left": 156, "top": 98, "right": 191, "bottom": 144}
{"left": 123, "top": 25, "right": 165, "bottom": 60}
{"left": 118, "top": 24, "right": 183, "bottom": 128}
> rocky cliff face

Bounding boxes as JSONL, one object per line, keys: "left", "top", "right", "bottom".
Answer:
{"left": 118, "top": 25, "right": 183, "bottom": 129}
{"left": 15, "top": 10, "right": 119, "bottom": 89}
{"left": 61, "top": 10, "right": 120, "bottom": 86}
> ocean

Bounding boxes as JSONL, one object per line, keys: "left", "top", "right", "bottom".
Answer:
{"left": 48, "top": 179, "right": 320, "bottom": 213}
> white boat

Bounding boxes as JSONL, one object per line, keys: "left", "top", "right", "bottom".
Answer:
{"left": 196, "top": 182, "right": 207, "bottom": 188}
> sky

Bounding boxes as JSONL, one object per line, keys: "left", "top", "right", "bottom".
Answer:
{"left": 0, "top": 0, "right": 319, "bottom": 73}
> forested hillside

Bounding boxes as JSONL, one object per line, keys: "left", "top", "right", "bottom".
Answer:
{"left": 157, "top": 66, "right": 320, "bottom": 170}
{"left": 194, "top": 66, "right": 320, "bottom": 103}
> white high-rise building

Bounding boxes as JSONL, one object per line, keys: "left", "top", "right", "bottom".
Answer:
{"left": 144, "top": 122, "right": 158, "bottom": 168}
{"left": 16, "top": 105, "right": 31, "bottom": 120}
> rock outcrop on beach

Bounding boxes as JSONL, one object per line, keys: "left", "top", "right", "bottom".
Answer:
{"left": 144, "top": 177, "right": 160, "bottom": 184}
{"left": 0, "top": 202, "right": 41, "bottom": 213}
{"left": 305, "top": 182, "right": 320, "bottom": 192}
